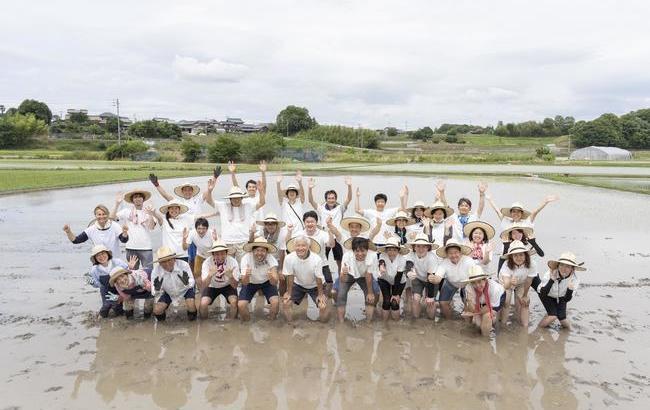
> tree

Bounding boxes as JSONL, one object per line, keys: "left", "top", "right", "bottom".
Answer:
{"left": 208, "top": 135, "right": 241, "bottom": 163}
{"left": 104, "top": 117, "right": 120, "bottom": 134}
{"left": 0, "top": 113, "right": 47, "bottom": 148}
{"left": 105, "top": 140, "right": 148, "bottom": 160}
{"left": 181, "top": 138, "right": 202, "bottom": 162}
{"left": 69, "top": 111, "right": 89, "bottom": 124}
{"left": 572, "top": 113, "right": 623, "bottom": 148}
{"left": 275, "top": 105, "right": 317, "bottom": 135}
{"left": 17, "top": 99, "right": 52, "bottom": 125}
{"left": 241, "top": 133, "right": 281, "bottom": 162}
{"left": 385, "top": 127, "right": 398, "bottom": 137}
{"left": 128, "top": 120, "right": 182, "bottom": 140}
{"left": 412, "top": 126, "right": 434, "bottom": 141}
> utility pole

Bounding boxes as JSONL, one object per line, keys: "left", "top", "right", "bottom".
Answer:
{"left": 113, "top": 98, "right": 122, "bottom": 145}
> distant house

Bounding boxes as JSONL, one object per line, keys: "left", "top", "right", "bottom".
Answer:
{"left": 177, "top": 120, "right": 210, "bottom": 135}
{"left": 65, "top": 109, "right": 88, "bottom": 120}
{"left": 569, "top": 146, "right": 632, "bottom": 161}
{"left": 239, "top": 123, "right": 269, "bottom": 133}
{"left": 152, "top": 117, "right": 172, "bottom": 123}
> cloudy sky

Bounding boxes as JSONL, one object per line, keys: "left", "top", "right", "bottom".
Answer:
{"left": 1, "top": 0, "right": 649, "bottom": 129}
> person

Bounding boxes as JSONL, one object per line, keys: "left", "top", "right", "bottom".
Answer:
{"left": 228, "top": 160, "right": 268, "bottom": 220}
{"left": 461, "top": 265, "right": 506, "bottom": 337}
{"left": 237, "top": 237, "right": 280, "bottom": 321}
{"left": 485, "top": 195, "right": 559, "bottom": 232}
{"left": 384, "top": 210, "right": 416, "bottom": 245}
{"left": 377, "top": 237, "right": 410, "bottom": 321}
{"left": 182, "top": 218, "right": 217, "bottom": 284}
{"left": 535, "top": 252, "right": 586, "bottom": 330}
{"left": 149, "top": 201, "right": 193, "bottom": 261}
{"left": 423, "top": 200, "right": 454, "bottom": 246}
{"left": 108, "top": 264, "right": 153, "bottom": 319}
{"left": 307, "top": 175, "right": 353, "bottom": 272}
{"left": 199, "top": 240, "right": 239, "bottom": 320}
{"left": 111, "top": 189, "right": 156, "bottom": 274}
{"left": 498, "top": 240, "right": 537, "bottom": 327}
{"left": 84, "top": 245, "right": 135, "bottom": 318}
{"left": 301, "top": 211, "right": 335, "bottom": 285}
{"left": 405, "top": 200, "right": 430, "bottom": 240}
{"left": 430, "top": 240, "right": 474, "bottom": 319}
{"left": 437, "top": 182, "right": 486, "bottom": 242}
{"left": 276, "top": 171, "right": 306, "bottom": 233}
{"left": 463, "top": 221, "right": 496, "bottom": 268}
{"left": 282, "top": 235, "right": 330, "bottom": 322}
{"left": 355, "top": 186, "right": 408, "bottom": 247}
{"left": 337, "top": 237, "right": 377, "bottom": 323}
{"left": 63, "top": 204, "right": 128, "bottom": 258}
{"left": 498, "top": 222, "right": 544, "bottom": 273}
{"left": 150, "top": 247, "right": 197, "bottom": 321}
{"left": 251, "top": 212, "right": 289, "bottom": 271}
{"left": 404, "top": 233, "right": 441, "bottom": 320}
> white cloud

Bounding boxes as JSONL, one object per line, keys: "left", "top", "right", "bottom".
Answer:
{"left": 172, "top": 55, "right": 248, "bottom": 83}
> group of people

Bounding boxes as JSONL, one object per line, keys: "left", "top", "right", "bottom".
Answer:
{"left": 63, "top": 161, "right": 587, "bottom": 336}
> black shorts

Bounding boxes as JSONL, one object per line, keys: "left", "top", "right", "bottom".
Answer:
{"left": 540, "top": 295, "right": 568, "bottom": 320}
{"left": 291, "top": 283, "right": 319, "bottom": 305}
{"left": 325, "top": 241, "right": 343, "bottom": 261}
{"left": 201, "top": 286, "right": 237, "bottom": 304}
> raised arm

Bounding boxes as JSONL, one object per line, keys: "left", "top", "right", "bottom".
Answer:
{"left": 343, "top": 176, "right": 353, "bottom": 209}
{"left": 325, "top": 217, "right": 335, "bottom": 248}
{"left": 228, "top": 161, "right": 239, "bottom": 187}
{"left": 275, "top": 174, "right": 284, "bottom": 205}
{"left": 437, "top": 180, "right": 448, "bottom": 206}
{"left": 296, "top": 170, "right": 305, "bottom": 203}
{"left": 485, "top": 193, "right": 504, "bottom": 220}
{"left": 148, "top": 173, "right": 173, "bottom": 201}
{"left": 149, "top": 207, "right": 163, "bottom": 227}
{"left": 326, "top": 216, "right": 342, "bottom": 242}
{"left": 110, "top": 192, "right": 123, "bottom": 220}
{"left": 530, "top": 194, "right": 559, "bottom": 223}
{"left": 259, "top": 160, "right": 267, "bottom": 194}
{"left": 307, "top": 177, "right": 319, "bottom": 210}
{"left": 477, "top": 182, "right": 487, "bottom": 218}
{"left": 182, "top": 228, "right": 190, "bottom": 251}
{"left": 369, "top": 217, "right": 382, "bottom": 240}
{"left": 203, "top": 173, "right": 218, "bottom": 208}
{"left": 144, "top": 205, "right": 157, "bottom": 229}
{"left": 256, "top": 177, "right": 266, "bottom": 210}
{"left": 354, "top": 187, "right": 363, "bottom": 216}
{"left": 400, "top": 185, "right": 409, "bottom": 211}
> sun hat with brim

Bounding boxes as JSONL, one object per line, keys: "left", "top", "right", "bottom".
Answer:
{"left": 408, "top": 233, "right": 440, "bottom": 250}
{"left": 223, "top": 186, "right": 248, "bottom": 199}
{"left": 286, "top": 236, "right": 321, "bottom": 254}
{"left": 340, "top": 216, "right": 371, "bottom": 233}
{"left": 207, "top": 240, "right": 234, "bottom": 255}
{"left": 463, "top": 221, "right": 496, "bottom": 241}
{"left": 499, "top": 240, "right": 535, "bottom": 259}
{"left": 343, "top": 237, "right": 377, "bottom": 251}
{"left": 243, "top": 237, "right": 278, "bottom": 254}
{"left": 435, "top": 240, "right": 472, "bottom": 258}
{"left": 500, "top": 223, "right": 535, "bottom": 241}
{"left": 124, "top": 189, "right": 151, "bottom": 204}
{"left": 284, "top": 184, "right": 299, "bottom": 195}
{"left": 462, "top": 265, "right": 490, "bottom": 284}
{"left": 406, "top": 201, "right": 430, "bottom": 215}
{"left": 378, "top": 237, "right": 410, "bottom": 255}
{"left": 500, "top": 202, "right": 531, "bottom": 219}
{"left": 86, "top": 218, "right": 116, "bottom": 228}
{"left": 159, "top": 201, "right": 189, "bottom": 215}
{"left": 256, "top": 213, "right": 286, "bottom": 228}
{"left": 108, "top": 267, "right": 131, "bottom": 287}
{"left": 547, "top": 252, "right": 586, "bottom": 271}
{"left": 386, "top": 211, "right": 416, "bottom": 227}
{"left": 154, "top": 246, "right": 177, "bottom": 263}
{"left": 90, "top": 244, "right": 112, "bottom": 265}
{"left": 424, "top": 201, "right": 455, "bottom": 219}
{"left": 173, "top": 183, "right": 200, "bottom": 198}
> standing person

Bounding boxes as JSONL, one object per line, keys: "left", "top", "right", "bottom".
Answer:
{"left": 307, "top": 176, "right": 353, "bottom": 273}
{"left": 461, "top": 265, "right": 506, "bottom": 337}
{"left": 463, "top": 221, "right": 496, "bottom": 268}
{"left": 405, "top": 233, "right": 441, "bottom": 320}
{"left": 423, "top": 200, "right": 454, "bottom": 246}
{"left": 301, "top": 211, "right": 335, "bottom": 285}
{"left": 228, "top": 160, "right": 268, "bottom": 219}
{"left": 498, "top": 223, "right": 542, "bottom": 272}
{"left": 149, "top": 201, "right": 193, "bottom": 261}
{"left": 63, "top": 204, "right": 129, "bottom": 258}
{"left": 430, "top": 240, "right": 474, "bottom": 319}
{"left": 199, "top": 240, "right": 239, "bottom": 320}
{"left": 251, "top": 213, "right": 289, "bottom": 293}
{"left": 384, "top": 210, "right": 416, "bottom": 245}
{"left": 355, "top": 186, "right": 408, "bottom": 248}
{"left": 282, "top": 236, "right": 330, "bottom": 322}
{"left": 405, "top": 201, "right": 430, "bottom": 240}
{"left": 237, "top": 237, "right": 280, "bottom": 321}
{"left": 84, "top": 245, "right": 136, "bottom": 318}
{"left": 111, "top": 189, "right": 156, "bottom": 274}
{"left": 182, "top": 218, "right": 217, "bottom": 286}
{"left": 109, "top": 265, "right": 154, "bottom": 320}
{"left": 498, "top": 240, "right": 537, "bottom": 327}
{"left": 535, "top": 252, "right": 586, "bottom": 330}
{"left": 437, "top": 182, "right": 487, "bottom": 243}
{"left": 150, "top": 247, "right": 197, "bottom": 321}
{"left": 336, "top": 237, "right": 377, "bottom": 323}
{"left": 276, "top": 171, "right": 306, "bottom": 234}
{"left": 377, "top": 237, "right": 410, "bottom": 321}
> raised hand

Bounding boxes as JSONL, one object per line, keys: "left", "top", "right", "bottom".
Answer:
{"left": 121, "top": 225, "right": 129, "bottom": 236}
{"left": 356, "top": 187, "right": 361, "bottom": 198}
{"left": 295, "top": 170, "right": 303, "bottom": 182}
{"left": 153, "top": 276, "right": 163, "bottom": 291}
{"left": 383, "top": 231, "right": 392, "bottom": 239}
{"left": 213, "top": 165, "right": 222, "bottom": 179}
{"left": 182, "top": 227, "right": 189, "bottom": 241}
{"left": 63, "top": 224, "right": 71, "bottom": 233}
{"left": 341, "top": 263, "right": 350, "bottom": 279}
{"left": 259, "top": 160, "right": 267, "bottom": 172}
{"left": 276, "top": 174, "right": 283, "bottom": 183}
{"left": 227, "top": 161, "right": 236, "bottom": 173}
{"left": 115, "top": 191, "right": 124, "bottom": 205}
{"left": 148, "top": 173, "right": 159, "bottom": 187}
{"left": 400, "top": 185, "right": 408, "bottom": 197}
{"left": 249, "top": 222, "right": 257, "bottom": 235}
{"left": 127, "top": 255, "right": 139, "bottom": 270}
{"left": 178, "top": 270, "right": 190, "bottom": 286}
{"left": 478, "top": 181, "right": 488, "bottom": 194}
{"left": 344, "top": 176, "right": 352, "bottom": 186}
{"left": 567, "top": 276, "right": 576, "bottom": 290}
{"left": 308, "top": 177, "right": 316, "bottom": 189}
{"left": 436, "top": 180, "right": 446, "bottom": 193}
{"left": 207, "top": 177, "right": 216, "bottom": 191}
{"left": 144, "top": 204, "right": 154, "bottom": 214}
{"left": 545, "top": 194, "right": 559, "bottom": 203}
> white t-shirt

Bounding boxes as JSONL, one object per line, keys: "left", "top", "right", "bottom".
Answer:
{"left": 244, "top": 196, "right": 265, "bottom": 222}
{"left": 406, "top": 251, "right": 439, "bottom": 282}
{"left": 201, "top": 255, "right": 240, "bottom": 289}
{"left": 378, "top": 254, "right": 407, "bottom": 285}
{"left": 283, "top": 251, "right": 324, "bottom": 289}
{"left": 538, "top": 270, "right": 579, "bottom": 299}
{"left": 318, "top": 203, "right": 346, "bottom": 231}
{"left": 451, "top": 212, "right": 479, "bottom": 243}
{"left": 429, "top": 221, "right": 447, "bottom": 247}
{"left": 238, "top": 253, "right": 278, "bottom": 284}
{"left": 215, "top": 201, "right": 256, "bottom": 244}
{"left": 305, "top": 228, "right": 330, "bottom": 269}
{"left": 363, "top": 207, "right": 398, "bottom": 243}
{"left": 188, "top": 228, "right": 215, "bottom": 259}
{"left": 177, "top": 195, "right": 204, "bottom": 217}
{"left": 499, "top": 260, "right": 537, "bottom": 283}
{"left": 499, "top": 217, "right": 534, "bottom": 241}
{"left": 465, "top": 279, "right": 505, "bottom": 308}
{"left": 152, "top": 259, "right": 194, "bottom": 298}
{"left": 116, "top": 208, "right": 153, "bottom": 250}
{"left": 160, "top": 214, "right": 193, "bottom": 258}
{"left": 341, "top": 251, "right": 377, "bottom": 280}
{"left": 467, "top": 243, "right": 493, "bottom": 267}
{"left": 435, "top": 255, "right": 475, "bottom": 288}
{"left": 281, "top": 199, "right": 305, "bottom": 233}
{"left": 83, "top": 221, "right": 124, "bottom": 258}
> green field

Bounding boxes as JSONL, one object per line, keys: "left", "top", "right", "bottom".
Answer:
{"left": 543, "top": 175, "right": 650, "bottom": 194}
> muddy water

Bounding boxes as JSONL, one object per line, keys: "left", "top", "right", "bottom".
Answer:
{"left": 1, "top": 173, "right": 649, "bottom": 409}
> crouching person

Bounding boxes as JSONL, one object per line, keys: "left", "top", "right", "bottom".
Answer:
{"left": 283, "top": 235, "right": 330, "bottom": 322}
{"left": 377, "top": 237, "right": 410, "bottom": 321}
{"left": 237, "top": 237, "right": 280, "bottom": 321}
{"left": 461, "top": 265, "right": 505, "bottom": 337}
{"left": 151, "top": 247, "right": 197, "bottom": 321}
{"left": 200, "top": 240, "right": 240, "bottom": 320}
{"left": 337, "top": 237, "right": 377, "bottom": 323}
{"left": 108, "top": 264, "right": 154, "bottom": 319}
{"left": 85, "top": 245, "right": 133, "bottom": 318}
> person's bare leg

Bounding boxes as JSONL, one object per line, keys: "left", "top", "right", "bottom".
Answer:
{"left": 403, "top": 288, "right": 413, "bottom": 317}
{"left": 390, "top": 309, "right": 400, "bottom": 321}
{"left": 238, "top": 301, "right": 251, "bottom": 321}
{"left": 538, "top": 315, "right": 557, "bottom": 328}
{"left": 411, "top": 295, "right": 422, "bottom": 319}
{"left": 185, "top": 297, "right": 197, "bottom": 312}
{"left": 153, "top": 302, "right": 167, "bottom": 316}
{"left": 480, "top": 313, "right": 493, "bottom": 336}
{"left": 227, "top": 296, "right": 238, "bottom": 320}
{"left": 439, "top": 301, "right": 453, "bottom": 319}
{"left": 425, "top": 301, "right": 437, "bottom": 320}
{"left": 366, "top": 304, "right": 375, "bottom": 322}
{"left": 500, "top": 290, "right": 512, "bottom": 324}
{"left": 560, "top": 319, "right": 571, "bottom": 329}
{"left": 199, "top": 297, "right": 211, "bottom": 319}
{"left": 318, "top": 304, "right": 330, "bottom": 323}
{"left": 520, "top": 305, "right": 530, "bottom": 328}
{"left": 283, "top": 299, "right": 293, "bottom": 322}
{"left": 268, "top": 296, "right": 279, "bottom": 320}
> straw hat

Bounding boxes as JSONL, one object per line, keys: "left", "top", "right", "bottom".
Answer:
{"left": 207, "top": 240, "right": 233, "bottom": 255}
{"left": 286, "top": 236, "right": 321, "bottom": 254}
{"left": 223, "top": 186, "right": 248, "bottom": 199}
{"left": 256, "top": 213, "right": 286, "bottom": 227}
{"left": 424, "top": 201, "right": 454, "bottom": 219}
{"left": 243, "top": 237, "right": 278, "bottom": 253}
{"left": 435, "top": 239, "right": 472, "bottom": 258}
{"left": 500, "top": 202, "right": 531, "bottom": 219}
{"left": 159, "top": 201, "right": 189, "bottom": 215}
{"left": 386, "top": 211, "right": 416, "bottom": 227}
{"left": 343, "top": 237, "right": 377, "bottom": 251}
{"left": 408, "top": 233, "right": 440, "bottom": 250}
{"left": 90, "top": 244, "right": 112, "bottom": 265}
{"left": 499, "top": 240, "right": 535, "bottom": 259}
{"left": 284, "top": 183, "right": 299, "bottom": 195}
{"left": 340, "top": 216, "right": 371, "bottom": 233}
{"left": 463, "top": 221, "right": 496, "bottom": 241}
{"left": 108, "top": 266, "right": 130, "bottom": 287}
{"left": 500, "top": 223, "right": 535, "bottom": 242}
{"left": 462, "top": 265, "right": 490, "bottom": 283}
{"left": 123, "top": 189, "right": 151, "bottom": 204}
{"left": 547, "top": 252, "right": 586, "bottom": 271}
{"left": 173, "top": 183, "right": 200, "bottom": 198}
{"left": 154, "top": 246, "right": 177, "bottom": 263}
{"left": 378, "top": 236, "right": 410, "bottom": 255}
{"left": 406, "top": 201, "right": 430, "bottom": 215}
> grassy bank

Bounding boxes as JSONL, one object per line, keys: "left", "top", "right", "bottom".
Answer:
{"left": 542, "top": 175, "right": 650, "bottom": 195}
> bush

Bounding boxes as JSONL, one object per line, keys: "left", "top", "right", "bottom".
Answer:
{"left": 128, "top": 120, "right": 182, "bottom": 140}
{"left": 105, "top": 140, "right": 148, "bottom": 160}
{"left": 412, "top": 126, "right": 434, "bottom": 141}
{"left": 535, "top": 146, "right": 551, "bottom": 158}
{"left": 294, "top": 125, "right": 379, "bottom": 149}
{"left": 181, "top": 138, "right": 202, "bottom": 162}
{"left": 241, "top": 132, "right": 282, "bottom": 162}
{"left": 0, "top": 113, "right": 48, "bottom": 148}
{"left": 208, "top": 135, "right": 241, "bottom": 163}
{"left": 444, "top": 135, "right": 459, "bottom": 143}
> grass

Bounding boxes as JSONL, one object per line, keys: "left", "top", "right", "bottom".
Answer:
{"left": 543, "top": 175, "right": 650, "bottom": 195}
{"left": 458, "top": 134, "right": 560, "bottom": 147}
